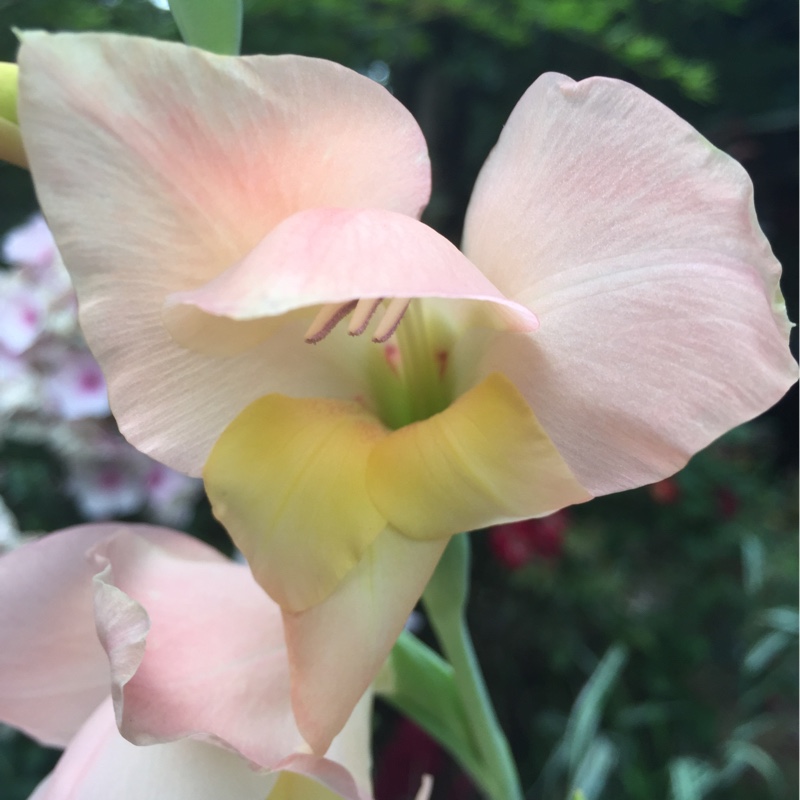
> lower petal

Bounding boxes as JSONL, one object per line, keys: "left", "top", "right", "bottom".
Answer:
{"left": 204, "top": 393, "right": 388, "bottom": 612}
{"left": 283, "top": 526, "right": 447, "bottom": 755}
{"left": 367, "top": 372, "right": 592, "bottom": 540}
{"left": 0, "top": 525, "right": 127, "bottom": 747}
{"left": 35, "top": 699, "right": 277, "bottom": 800}
{"left": 91, "top": 530, "right": 307, "bottom": 769}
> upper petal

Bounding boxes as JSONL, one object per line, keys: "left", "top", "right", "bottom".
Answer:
{"left": 18, "top": 31, "right": 431, "bottom": 475}
{"left": 165, "top": 208, "right": 538, "bottom": 354}
{"left": 463, "top": 73, "right": 797, "bottom": 494}
{"left": 33, "top": 699, "right": 278, "bottom": 800}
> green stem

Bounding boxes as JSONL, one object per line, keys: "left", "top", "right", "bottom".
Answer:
{"left": 422, "top": 535, "right": 523, "bottom": 800}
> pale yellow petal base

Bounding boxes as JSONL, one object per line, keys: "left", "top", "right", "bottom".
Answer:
{"left": 367, "top": 372, "right": 592, "bottom": 538}
{"left": 204, "top": 394, "right": 387, "bottom": 613}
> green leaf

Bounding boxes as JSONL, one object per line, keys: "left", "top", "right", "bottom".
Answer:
{"left": 744, "top": 630, "right": 792, "bottom": 675}
{"left": 740, "top": 533, "right": 765, "bottom": 595}
{"left": 563, "top": 645, "right": 628, "bottom": 774}
{"left": 168, "top": 0, "right": 243, "bottom": 55}
{"left": 568, "top": 736, "right": 618, "bottom": 800}
{"left": 378, "top": 630, "right": 488, "bottom": 788}
{"left": 759, "top": 606, "right": 799, "bottom": 635}
{"left": 723, "top": 740, "right": 785, "bottom": 794}
{"left": 668, "top": 757, "right": 718, "bottom": 800}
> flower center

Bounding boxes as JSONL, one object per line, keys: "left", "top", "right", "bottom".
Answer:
{"left": 363, "top": 300, "right": 456, "bottom": 430}
{"left": 301, "top": 296, "right": 457, "bottom": 429}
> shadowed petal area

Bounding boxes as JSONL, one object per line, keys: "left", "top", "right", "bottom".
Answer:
{"left": 284, "top": 527, "right": 447, "bottom": 755}
{"left": 272, "top": 692, "right": 374, "bottom": 800}
{"left": 32, "top": 699, "right": 278, "bottom": 800}
{"left": 368, "top": 372, "right": 592, "bottom": 538}
{"left": 0, "top": 117, "right": 26, "bottom": 168}
{"left": 91, "top": 531, "right": 313, "bottom": 768}
{"left": 269, "top": 773, "right": 353, "bottom": 800}
{"left": 18, "top": 31, "right": 431, "bottom": 476}
{"left": 165, "top": 208, "right": 538, "bottom": 352}
{"left": 204, "top": 394, "right": 389, "bottom": 613}
{"left": 463, "top": 73, "right": 797, "bottom": 495}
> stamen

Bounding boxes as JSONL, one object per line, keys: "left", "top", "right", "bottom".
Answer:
{"left": 372, "top": 298, "right": 411, "bottom": 343}
{"left": 304, "top": 300, "right": 358, "bottom": 343}
{"left": 348, "top": 297, "right": 383, "bottom": 336}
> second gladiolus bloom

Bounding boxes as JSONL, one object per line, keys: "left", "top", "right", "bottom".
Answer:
{"left": 14, "top": 32, "right": 796, "bottom": 752}
{"left": 0, "top": 524, "right": 376, "bottom": 800}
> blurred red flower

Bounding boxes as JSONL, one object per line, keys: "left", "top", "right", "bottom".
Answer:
{"left": 488, "top": 512, "right": 569, "bottom": 569}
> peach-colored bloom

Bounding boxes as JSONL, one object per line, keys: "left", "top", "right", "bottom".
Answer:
{"left": 0, "top": 524, "right": 375, "bottom": 799}
{"left": 16, "top": 32, "right": 797, "bottom": 752}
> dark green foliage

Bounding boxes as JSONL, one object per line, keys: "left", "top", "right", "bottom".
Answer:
{"left": 468, "top": 426, "right": 798, "bottom": 799}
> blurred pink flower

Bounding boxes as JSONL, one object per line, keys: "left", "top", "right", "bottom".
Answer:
{"left": 143, "top": 461, "right": 202, "bottom": 526}
{"left": 0, "top": 214, "right": 202, "bottom": 525}
{"left": 41, "top": 346, "right": 110, "bottom": 420}
{"left": 0, "top": 270, "right": 45, "bottom": 354}
{"left": 54, "top": 421, "right": 202, "bottom": 523}
{"left": 2, "top": 212, "right": 56, "bottom": 271}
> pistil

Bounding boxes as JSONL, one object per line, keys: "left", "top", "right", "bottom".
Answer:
{"left": 367, "top": 300, "right": 456, "bottom": 429}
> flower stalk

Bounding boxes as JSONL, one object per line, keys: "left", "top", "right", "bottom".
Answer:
{"left": 423, "top": 534, "right": 523, "bottom": 800}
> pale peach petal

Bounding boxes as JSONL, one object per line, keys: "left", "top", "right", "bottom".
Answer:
{"left": 319, "top": 690, "right": 373, "bottom": 793}
{"left": 90, "top": 531, "right": 309, "bottom": 768}
{"left": 0, "top": 523, "right": 217, "bottom": 747}
{"left": 0, "top": 526, "right": 111, "bottom": 746}
{"left": 34, "top": 699, "right": 278, "bottom": 800}
{"left": 463, "top": 73, "right": 797, "bottom": 494}
{"left": 283, "top": 527, "right": 447, "bottom": 755}
{"left": 165, "top": 208, "right": 538, "bottom": 352}
{"left": 18, "top": 32, "right": 430, "bottom": 476}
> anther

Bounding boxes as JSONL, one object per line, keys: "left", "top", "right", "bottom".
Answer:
{"left": 348, "top": 297, "right": 383, "bottom": 336}
{"left": 372, "top": 298, "right": 411, "bottom": 343}
{"left": 304, "top": 300, "right": 357, "bottom": 343}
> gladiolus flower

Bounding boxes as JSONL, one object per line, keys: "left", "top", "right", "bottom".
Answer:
{"left": 15, "top": 33, "right": 797, "bottom": 752}
{"left": 0, "top": 524, "right": 377, "bottom": 800}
